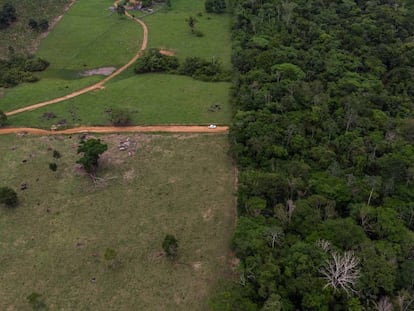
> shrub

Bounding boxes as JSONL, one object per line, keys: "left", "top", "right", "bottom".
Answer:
{"left": 0, "top": 186, "right": 18, "bottom": 208}
{"left": 134, "top": 49, "right": 179, "bottom": 74}
{"left": 52, "top": 150, "right": 61, "bottom": 159}
{"left": 108, "top": 108, "right": 131, "bottom": 126}
{"left": 205, "top": 0, "right": 226, "bottom": 13}
{"left": 162, "top": 234, "right": 179, "bottom": 258}
{"left": 49, "top": 163, "right": 57, "bottom": 172}
{"left": 0, "top": 110, "right": 7, "bottom": 127}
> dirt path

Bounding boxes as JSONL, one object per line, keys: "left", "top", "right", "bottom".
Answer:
{"left": 5, "top": 5, "right": 148, "bottom": 117}
{"left": 0, "top": 125, "right": 229, "bottom": 135}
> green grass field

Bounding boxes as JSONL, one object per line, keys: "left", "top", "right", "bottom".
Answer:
{"left": 1, "top": 0, "right": 232, "bottom": 127}
{"left": 0, "top": 133, "right": 235, "bottom": 310}
{"left": 8, "top": 72, "right": 231, "bottom": 127}
{"left": 0, "top": 0, "right": 142, "bottom": 108}
{"left": 143, "top": 0, "right": 232, "bottom": 68}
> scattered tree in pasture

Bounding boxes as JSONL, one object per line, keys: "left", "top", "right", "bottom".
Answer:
{"left": 76, "top": 138, "right": 108, "bottom": 175}
{"left": 0, "top": 186, "right": 18, "bottom": 208}
{"left": 49, "top": 163, "right": 57, "bottom": 172}
{"left": 162, "top": 234, "right": 178, "bottom": 258}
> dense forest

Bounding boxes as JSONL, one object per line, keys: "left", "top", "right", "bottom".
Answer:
{"left": 212, "top": 0, "right": 414, "bottom": 309}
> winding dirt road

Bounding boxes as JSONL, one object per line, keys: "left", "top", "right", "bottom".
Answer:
{"left": 5, "top": 7, "right": 148, "bottom": 117}
{"left": 0, "top": 126, "right": 229, "bottom": 135}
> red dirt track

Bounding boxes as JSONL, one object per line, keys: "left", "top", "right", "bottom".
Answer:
{"left": 0, "top": 126, "right": 229, "bottom": 135}
{"left": 5, "top": 5, "right": 148, "bottom": 117}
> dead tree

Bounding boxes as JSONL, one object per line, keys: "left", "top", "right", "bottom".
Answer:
{"left": 320, "top": 251, "right": 360, "bottom": 296}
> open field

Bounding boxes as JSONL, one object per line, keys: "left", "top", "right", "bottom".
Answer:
{"left": 0, "top": 133, "right": 235, "bottom": 310}
{"left": 7, "top": 73, "right": 231, "bottom": 128}
{"left": 0, "top": 0, "right": 141, "bottom": 104}
{"left": 143, "top": 0, "right": 232, "bottom": 68}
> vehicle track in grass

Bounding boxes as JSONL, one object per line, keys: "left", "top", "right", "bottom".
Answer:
{"left": 5, "top": 2, "right": 148, "bottom": 117}
{"left": 0, "top": 125, "right": 229, "bottom": 135}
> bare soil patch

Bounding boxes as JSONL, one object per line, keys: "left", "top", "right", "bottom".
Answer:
{"left": 80, "top": 67, "right": 117, "bottom": 77}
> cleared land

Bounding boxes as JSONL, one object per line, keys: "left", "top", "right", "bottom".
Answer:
{"left": 1, "top": 0, "right": 232, "bottom": 127}
{"left": 0, "top": 0, "right": 141, "bottom": 106}
{"left": 7, "top": 74, "right": 231, "bottom": 127}
{"left": 0, "top": 133, "right": 235, "bottom": 310}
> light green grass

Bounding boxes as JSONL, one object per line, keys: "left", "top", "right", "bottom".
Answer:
{"left": 0, "top": 0, "right": 142, "bottom": 107}
{"left": 0, "top": 75, "right": 101, "bottom": 112}
{"left": 37, "top": 0, "right": 141, "bottom": 70}
{"left": 144, "top": 0, "right": 231, "bottom": 68}
{"left": 0, "top": 0, "right": 71, "bottom": 59}
{"left": 8, "top": 73, "right": 232, "bottom": 127}
{"left": 0, "top": 133, "right": 235, "bottom": 310}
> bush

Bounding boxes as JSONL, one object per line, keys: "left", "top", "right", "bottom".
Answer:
{"left": 179, "top": 57, "right": 229, "bottom": 81}
{"left": 162, "top": 234, "right": 179, "bottom": 258}
{"left": 49, "top": 163, "right": 58, "bottom": 172}
{"left": 0, "top": 110, "right": 7, "bottom": 127}
{"left": 0, "top": 186, "right": 18, "bottom": 208}
{"left": 205, "top": 0, "right": 226, "bottom": 13}
{"left": 108, "top": 108, "right": 131, "bottom": 126}
{"left": 134, "top": 49, "right": 179, "bottom": 74}
{"left": 52, "top": 150, "right": 61, "bottom": 159}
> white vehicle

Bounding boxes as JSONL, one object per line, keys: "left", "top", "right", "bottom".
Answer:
{"left": 208, "top": 124, "right": 217, "bottom": 129}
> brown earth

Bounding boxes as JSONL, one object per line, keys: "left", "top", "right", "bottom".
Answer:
{"left": 0, "top": 125, "right": 229, "bottom": 135}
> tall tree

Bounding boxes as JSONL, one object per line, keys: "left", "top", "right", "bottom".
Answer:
{"left": 76, "top": 139, "right": 108, "bottom": 175}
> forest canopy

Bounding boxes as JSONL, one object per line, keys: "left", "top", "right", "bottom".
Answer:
{"left": 213, "top": 0, "right": 414, "bottom": 309}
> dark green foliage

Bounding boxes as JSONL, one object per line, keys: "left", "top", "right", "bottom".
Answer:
{"left": 0, "top": 110, "right": 7, "bottom": 127}
{"left": 214, "top": 0, "right": 414, "bottom": 308}
{"left": 28, "top": 18, "right": 49, "bottom": 32}
{"left": 0, "top": 186, "right": 18, "bottom": 208}
{"left": 162, "top": 234, "right": 178, "bottom": 258}
{"left": 52, "top": 150, "right": 61, "bottom": 159}
{"left": 180, "top": 56, "right": 229, "bottom": 81}
{"left": 108, "top": 108, "right": 131, "bottom": 126}
{"left": 134, "top": 49, "right": 179, "bottom": 74}
{"left": 116, "top": 4, "right": 125, "bottom": 16}
{"left": 186, "top": 15, "right": 197, "bottom": 33}
{"left": 0, "top": 3, "right": 17, "bottom": 29}
{"left": 26, "top": 292, "right": 47, "bottom": 310}
{"left": 76, "top": 139, "right": 108, "bottom": 174}
{"left": 49, "top": 163, "right": 57, "bottom": 172}
{"left": 205, "top": 0, "right": 226, "bottom": 13}
{"left": 134, "top": 51, "right": 229, "bottom": 81}
{"left": 141, "top": 0, "right": 153, "bottom": 7}
{"left": 0, "top": 55, "right": 49, "bottom": 87}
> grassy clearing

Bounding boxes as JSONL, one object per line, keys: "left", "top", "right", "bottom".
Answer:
{"left": 143, "top": 0, "right": 231, "bottom": 68}
{"left": 0, "top": 0, "right": 141, "bottom": 105}
{"left": 0, "top": 0, "right": 71, "bottom": 58}
{"left": 8, "top": 73, "right": 232, "bottom": 127}
{"left": 0, "top": 133, "right": 234, "bottom": 310}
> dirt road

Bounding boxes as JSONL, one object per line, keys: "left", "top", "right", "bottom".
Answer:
{"left": 5, "top": 8, "right": 148, "bottom": 117}
{"left": 0, "top": 125, "right": 229, "bottom": 135}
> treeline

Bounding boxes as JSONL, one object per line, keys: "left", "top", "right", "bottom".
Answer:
{"left": 0, "top": 55, "right": 49, "bottom": 87}
{"left": 212, "top": 0, "right": 414, "bottom": 310}
{"left": 134, "top": 48, "right": 230, "bottom": 81}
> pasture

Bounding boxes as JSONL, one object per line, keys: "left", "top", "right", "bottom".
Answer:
{"left": 0, "top": 133, "right": 235, "bottom": 310}
{"left": 7, "top": 73, "right": 232, "bottom": 128}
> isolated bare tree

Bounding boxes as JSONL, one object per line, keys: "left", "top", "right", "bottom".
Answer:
{"left": 320, "top": 251, "right": 360, "bottom": 296}
{"left": 396, "top": 290, "right": 414, "bottom": 311}
{"left": 373, "top": 297, "right": 393, "bottom": 311}
{"left": 316, "top": 239, "right": 331, "bottom": 253}
{"left": 265, "top": 226, "right": 284, "bottom": 248}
